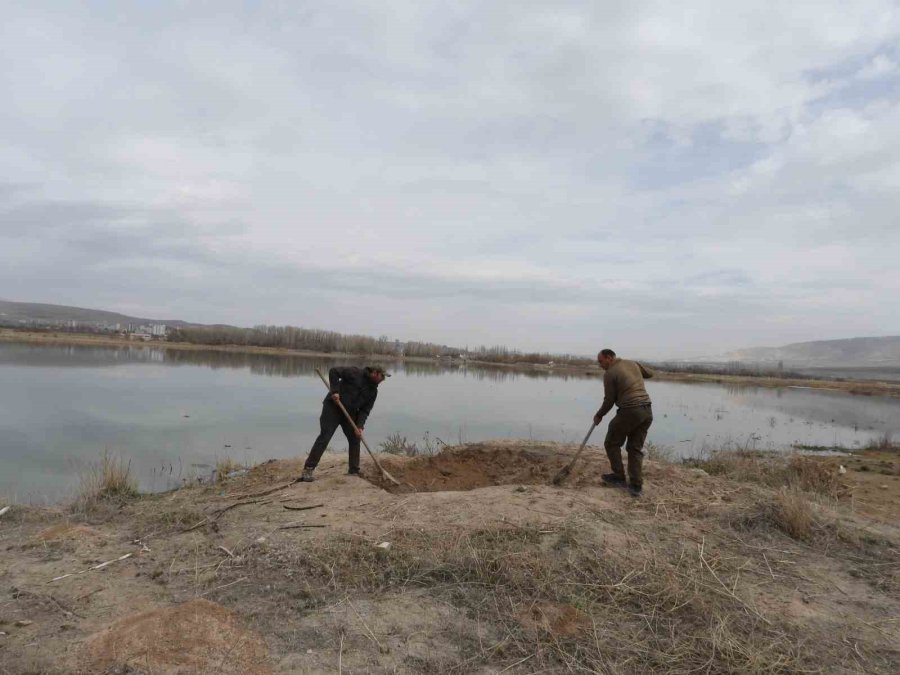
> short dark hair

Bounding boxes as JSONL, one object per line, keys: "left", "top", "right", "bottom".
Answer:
{"left": 599, "top": 349, "right": 616, "bottom": 358}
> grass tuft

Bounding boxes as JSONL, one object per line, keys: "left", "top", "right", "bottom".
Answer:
{"left": 73, "top": 450, "right": 138, "bottom": 512}
{"left": 685, "top": 450, "right": 848, "bottom": 499}
{"left": 215, "top": 456, "right": 245, "bottom": 482}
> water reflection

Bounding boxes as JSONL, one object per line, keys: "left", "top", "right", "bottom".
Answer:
{"left": 1, "top": 342, "right": 598, "bottom": 382}
{"left": 1, "top": 342, "right": 897, "bottom": 502}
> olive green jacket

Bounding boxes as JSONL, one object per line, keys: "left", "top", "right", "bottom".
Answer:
{"left": 597, "top": 358, "right": 653, "bottom": 418}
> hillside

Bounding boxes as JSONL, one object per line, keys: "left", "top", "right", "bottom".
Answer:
{"left": 0, "top": 299, "right": 190, "bottom": 328}
{"left": 724, "top": 336, "right": 900, "bottom": 367}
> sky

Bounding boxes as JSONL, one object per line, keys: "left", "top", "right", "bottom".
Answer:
{"left": 1, "top": 1, "right": 899, "bottom": 359}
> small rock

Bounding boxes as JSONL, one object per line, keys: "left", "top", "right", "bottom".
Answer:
{"left": 14, "top": 620, "right": 33, "bottom": 627}
{"left": 375, "top": 542, "right": 392, "bottom": 550}
{"left": 838, "top": 465, "right": 847, "bottom": 475}
{"left": 306, "top": 648, "right": 313, "bottom": 654}
{"left": 255, "top": 537, "right": 267, "bottom": 544}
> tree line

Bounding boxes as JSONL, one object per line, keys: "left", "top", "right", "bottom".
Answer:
{"left": 166, "top": 324, "right": 592, "bottom": 367}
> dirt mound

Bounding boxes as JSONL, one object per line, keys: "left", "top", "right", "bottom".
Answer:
{"left": 35, "top": 524, "right": 102, "bottom": 541}
{"left": 80, "top": 599, "right": 271, "bottom": 674}
{"left": 516, "top": 601, "right": 590, "bottom": 637}
{"left": 372, "top": 443, "right": 599, "bottom": 492}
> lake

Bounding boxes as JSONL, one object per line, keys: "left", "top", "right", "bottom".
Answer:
{"left": 1, "top": 342, "right": 897, "bottom": 502}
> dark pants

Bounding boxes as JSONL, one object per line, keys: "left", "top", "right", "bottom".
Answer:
{"left": 304, "top": 402, "right": 360, "bottom": 472}
{"left": 605, "top": 404, "right": 653, "bottom": 488}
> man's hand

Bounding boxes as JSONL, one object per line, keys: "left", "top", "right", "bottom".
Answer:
{"left": 355, "top": 427, "right": 363, "bottom": 439}
{"left": 331, "top": 393, "right": 341, "bottom": 403}
{"left": 593, "top": 413, "right": 603, "bottom": 426}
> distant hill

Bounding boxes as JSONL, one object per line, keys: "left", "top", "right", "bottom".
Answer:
{"left": 0, "top": 299, "right": 191, "bottom": 328}
{"left": 724, "top": 336, "right": 900, "bottom": 367}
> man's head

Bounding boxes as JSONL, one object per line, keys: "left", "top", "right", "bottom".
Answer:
{"left": 597, "top": 349, "right": 617, "bottom": 370}
{"left": 367, "top": 365, "right": 391, "bottom": 384}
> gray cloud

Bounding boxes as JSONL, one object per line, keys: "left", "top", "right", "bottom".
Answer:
{"left": 1, "top": 1, "right": 899, "bottom": 357}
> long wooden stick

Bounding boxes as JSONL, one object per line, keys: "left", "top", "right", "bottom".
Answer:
{"left": 552, "top": 422, "right": 597, "bottom": 485}
{"left": 315, "top": 368, "right": 400, "bottom": 485}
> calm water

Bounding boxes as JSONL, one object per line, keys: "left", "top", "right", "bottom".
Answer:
{"left": 1, "top": 343, "right": 897, "bottom": 502}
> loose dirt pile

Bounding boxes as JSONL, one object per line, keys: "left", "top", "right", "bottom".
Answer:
{"left": 372, "top": 441, "right": 604, "bottom": 492}
{"left": 80, "top": 599, "right": 271, "bottom": 674}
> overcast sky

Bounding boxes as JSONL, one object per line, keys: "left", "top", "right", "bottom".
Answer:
{"left": 2, "top": 2, "right": 899, "bottom": 358}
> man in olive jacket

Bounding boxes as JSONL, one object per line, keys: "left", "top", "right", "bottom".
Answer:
{"left": 594, "top": 349, "right": 653, "bottom": 496}
{"left": 301, "top": 365, "right": 389, "bottom": 481}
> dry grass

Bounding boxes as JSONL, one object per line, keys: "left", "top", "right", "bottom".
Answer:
{"left": 379, "top": 432, "right": 420, "bottom": 456}
{"left": 686, "top": 450, "right": 849, "bottom": 499}
{"left": 727, "top": 487, "right": 819, "bottom": 542}
{"left": 867, "top": 432, "right": 897, "bottom": 452}
{"left": 770, "top": 487, "right": 816, "bottom": 540}
{"left": 215, "top": 456, "right": 245, "bottom": 482}
{"left": 72, "top": 450, "right": 138, "bottom": 513}
{"left": 224, "top": 518, "right": 895, "bottom": 673}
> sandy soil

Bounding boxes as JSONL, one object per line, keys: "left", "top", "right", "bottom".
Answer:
{"left": 817, "top": 449, "right": 900, "bottom": 522}
{"left": 1, "top": 442, "right": 898, "bottom": 673}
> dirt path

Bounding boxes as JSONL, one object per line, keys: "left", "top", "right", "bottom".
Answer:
{"left": 1, "top": 443, "right": 898, "bottom": 673}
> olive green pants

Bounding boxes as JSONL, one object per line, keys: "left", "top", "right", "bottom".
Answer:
{"left": 604, "top": 404, "right": 653, "bottom": 488}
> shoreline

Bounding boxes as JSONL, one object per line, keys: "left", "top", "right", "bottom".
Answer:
{"left": 3, "top": 328, "right": 900, "bottom": 397}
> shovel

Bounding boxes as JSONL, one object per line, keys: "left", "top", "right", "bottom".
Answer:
{"left": 552, "top": 422, "right": 598, "bottom": 485}
{"left": 315, "top": 368, "right": 401, "bottom": 486}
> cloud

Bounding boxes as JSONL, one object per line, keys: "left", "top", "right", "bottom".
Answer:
{"left": 1, "top": 1, "right": 899, "bottom": 357}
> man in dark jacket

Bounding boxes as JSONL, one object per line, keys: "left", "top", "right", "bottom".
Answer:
{"left": 594, "top": 349, "right": 654, "bottom": 496}
{"left": 300, "top": 365, "right": 389, "bottom": 481}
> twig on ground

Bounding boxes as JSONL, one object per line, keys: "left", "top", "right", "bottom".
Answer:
{"left": 347, "top": 599, "right": 387, "bottom": 653}
{"left": 75, "top": 588, "right": 102, "bottom": 602}
{"left": 223, "top": 479, "right": 300, "bottom": 500}
{"left": 279, "top": 522, "right": 328, "bottom": 530}
{"left": 49, "top": 594, "right": 85, "bottom": 619}
{"left": 49, "top": 553, "right": 135, "bottom": 583}
{"left": 200, "top": 576, "right": 248, "bottom": 597}
{"left": 211, "top": 499, "right": 270, "bottom": 518}
{"left": 182, "top": 518, "right": 209, "bottom": 533}
{"left": 283, "top": 503, "right": 325, "bottom": 511}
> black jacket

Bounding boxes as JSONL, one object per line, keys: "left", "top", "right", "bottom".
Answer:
{"left": 325, "top": 366, "right": 379, "bottom": 427}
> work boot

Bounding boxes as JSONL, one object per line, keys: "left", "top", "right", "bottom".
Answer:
{"left": 300, "top": 468, "right": 315, "bottom": 482}
{"left": 346, "top": 468, "right": 361, "bottom": 476}
{"left": 601, "top": 473, "right": 626, "bottom": 487}
{"left": 628, "top": 483, "right": 643, "bottom": 497}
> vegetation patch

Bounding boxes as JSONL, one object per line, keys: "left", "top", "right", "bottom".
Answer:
{"left": 685, "top": 450, "right": 849, "bottom": 499}
{"left": 72, "top": 450, "right": 139, "bottom": 514}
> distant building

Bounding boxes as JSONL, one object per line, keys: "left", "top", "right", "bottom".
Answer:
{"left": 150, "top": 324, "right": 167, "bottom": 337}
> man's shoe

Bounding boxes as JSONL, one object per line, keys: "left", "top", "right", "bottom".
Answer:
{"left": 628, "top": 484, "right": 643, "bottom": 497}
{"left": 347, "top": 469, "right": 361, "bottom": 476}
{"left": 601, "top": 473, "right": 626, "bottom": 487}
{"left": 300, "top": 468, "right": 315, "bottom": 482}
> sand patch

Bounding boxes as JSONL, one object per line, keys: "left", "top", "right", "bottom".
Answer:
{"left": 80, "top": 599, "right": 271, "bottom": 674}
